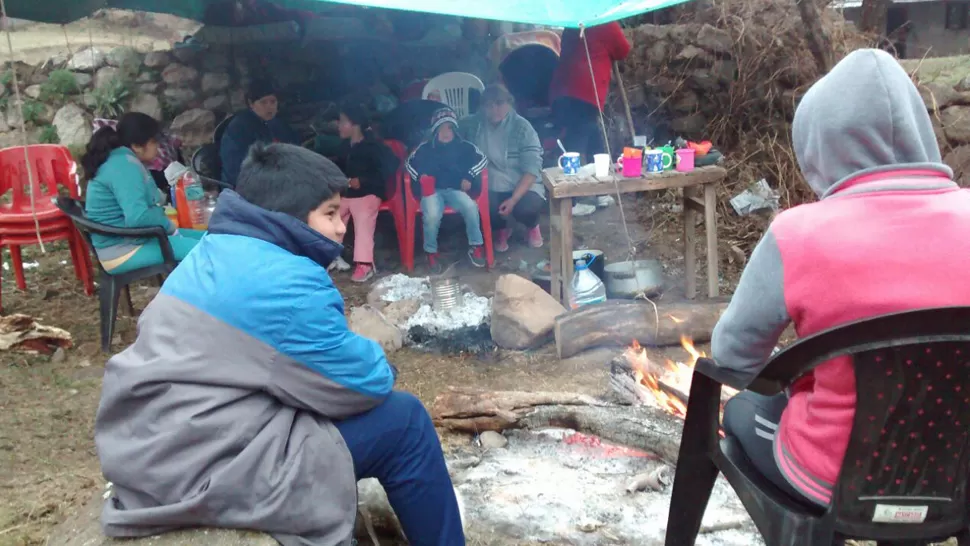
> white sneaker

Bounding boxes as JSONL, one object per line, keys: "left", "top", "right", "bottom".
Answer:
{"left": 328, "top": 256, "right": 352, "bottom": 272}
{"left": 597, "top": 195, "right": 615, "bottom": 208}
{"left": 572, "top": 203, "right": 597, "bottom": 217}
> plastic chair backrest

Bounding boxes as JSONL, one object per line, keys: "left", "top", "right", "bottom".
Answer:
{"left": 758, "top": 307, "right": 970, "bottom": 539}
{"left": 422, "top": 72, "right": 485, "bottom": 118}
{"left": 384, "top": 139, "right": 407, "bottom": 201}
{"left": 0, "top": 145, "right": 79, "bottom": 213}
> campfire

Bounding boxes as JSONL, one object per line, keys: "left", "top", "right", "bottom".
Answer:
{"left": 611, "top": 335, "right": 739, "bottom": 421}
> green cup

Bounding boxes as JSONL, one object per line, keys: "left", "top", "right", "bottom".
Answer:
{"left": 660, "top": 145, "right": 675, "bottom": 171}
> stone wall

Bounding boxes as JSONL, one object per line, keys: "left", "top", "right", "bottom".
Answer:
{"left": 1, "top": 35, "right": 488, "bottom": 161}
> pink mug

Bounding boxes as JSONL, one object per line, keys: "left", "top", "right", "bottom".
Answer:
{"left": 675, "top": 149, "right": 695, "bottom": 172}
{"left": 622, "top": 157, "right": 642, "bottom": 178}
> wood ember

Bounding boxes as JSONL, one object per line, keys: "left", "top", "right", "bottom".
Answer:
{"left": 554, "top": 300, "right": 728, "bottom": 359}
{"left": 0, "top": 314, "right": 73, "bottom": 355}
{"left": 431, "top": 388, "right": 684, "bottom": 464}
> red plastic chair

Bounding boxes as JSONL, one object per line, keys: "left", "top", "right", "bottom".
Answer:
{"left": 381, "top": 140, "right": 409, "bottom": 262}
{"left": 0, "top": 145, "right": 92, "bottom": 310}
{"left": 403, "top": 170, "right": 494, "bottom": 272}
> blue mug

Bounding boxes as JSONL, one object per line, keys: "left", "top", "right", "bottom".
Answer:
{"left": 559, "top": 152, "right": 581, "bottom": 175}
{"left": 645, "top": 150, "right": 664, "bottom": 174}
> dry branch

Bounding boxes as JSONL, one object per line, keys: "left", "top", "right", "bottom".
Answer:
{"left": 554, "top": 300, "right": 728, "bottom": 359}
{"left": 431, "top": 388, "right": 683, "bottom": 463}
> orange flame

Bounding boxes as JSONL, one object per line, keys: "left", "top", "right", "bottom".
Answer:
{"left": 623, "top": 336, "right": 738, "bottom": 421}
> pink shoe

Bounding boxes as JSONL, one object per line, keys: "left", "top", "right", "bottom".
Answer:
{"left": 351, "top": 263, "right": 375, "bottom": 283}
{"left": 495, "top": 228, "right": 512, "bottom": 253}
{"left": 527, "top": 225, "right": 544, "bottom": 248}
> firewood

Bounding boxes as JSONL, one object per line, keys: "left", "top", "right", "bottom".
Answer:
{"left": 554, "top": 300, "right": 729, "bottom": 359}
{"left": 431, "top": 388, "right": 683, "bottom": 463}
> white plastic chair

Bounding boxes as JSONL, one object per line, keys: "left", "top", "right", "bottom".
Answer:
{"left": 422, "top": 72, "right": 485, "bottom": 118}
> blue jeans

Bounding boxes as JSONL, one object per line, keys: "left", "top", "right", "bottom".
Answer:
{"left": 333, "top": 392, "right": 465, "bottom": 546}
{"left": 420, "top": 189, "right": 483, "bottom": 254}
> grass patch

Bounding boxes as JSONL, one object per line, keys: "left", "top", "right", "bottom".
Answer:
{"left": 39, "top": 125, "right": 59, "bottom": 144}
{"left": 39, "top": 69, "right": 79, "bottom": 103}
{"left": 90, "top": 78, "right": 131, "bottom": 118}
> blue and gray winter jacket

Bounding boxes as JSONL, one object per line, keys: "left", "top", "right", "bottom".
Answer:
{"left": 94, "top": 189, "right": 395, "bottom": 545}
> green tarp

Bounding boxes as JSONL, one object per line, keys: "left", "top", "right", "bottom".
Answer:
{"left": 5, "top": 0, "right": 688, "bottom": 28}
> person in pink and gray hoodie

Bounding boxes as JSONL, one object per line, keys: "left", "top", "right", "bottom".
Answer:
{"left": 714, "top": 48, "right": 970, "bottom": 507}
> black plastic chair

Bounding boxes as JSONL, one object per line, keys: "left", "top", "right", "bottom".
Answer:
{"left": 190, "top": 113, "right": 235, "bottom": 189}
{"left": 665, "top": 307, "right": 970, "bottom": 546}
{"left": 56, "top": 197, "right": 177, "bottom": 353}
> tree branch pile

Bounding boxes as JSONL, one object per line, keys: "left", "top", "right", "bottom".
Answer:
{"left": 613, "top": 0, "right": 871, "bottom": 255}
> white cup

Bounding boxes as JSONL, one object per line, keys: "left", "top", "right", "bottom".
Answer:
{"left": 593, "top": 154, "right": 611, "bottom": 178}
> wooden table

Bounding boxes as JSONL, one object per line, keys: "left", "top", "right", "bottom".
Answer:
{"left": 542, "top": 165, "right": 728, "bottom": 306}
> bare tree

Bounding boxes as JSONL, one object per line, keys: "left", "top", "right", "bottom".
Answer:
{"left": 795, "top": 0, "right": 834, "bottom": 72}
{"left": 859, "top": 0, "right": 890, "bottom": 34}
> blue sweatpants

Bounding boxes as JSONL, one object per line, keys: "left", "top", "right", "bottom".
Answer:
{"left": 333, "top": 391, "right": 466, "bottom": 546}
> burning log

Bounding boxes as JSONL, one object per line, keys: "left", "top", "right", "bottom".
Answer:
{"left": 609, "top": 340, "right": 738, "bottom": 428}
{"left": 554, "top": 300, "right": 728, "bottom": 359}
{"left": 431, "top": 388, "right": 684, "bottom": 463}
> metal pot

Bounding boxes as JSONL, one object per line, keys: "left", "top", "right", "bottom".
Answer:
{"left": 603, "top": 259, "right": 664, "bottom": 299}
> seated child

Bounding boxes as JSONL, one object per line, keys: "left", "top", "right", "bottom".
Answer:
{"left": 332, "top": 102, "right": 401, "bottom": 282}
{"left": 405, "top": 108, "right": 488, "bottom": 273}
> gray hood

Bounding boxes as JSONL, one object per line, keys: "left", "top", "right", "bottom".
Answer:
{"left": 792, "top": 48, "right": 952, "bottom": 198}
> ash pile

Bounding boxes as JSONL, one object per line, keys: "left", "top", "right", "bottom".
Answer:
{"left": 358, "top": 274, "right": 494, "bottom": 355}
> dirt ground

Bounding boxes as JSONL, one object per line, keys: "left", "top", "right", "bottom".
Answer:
{"left": 0, "top": 192, "right": 727, "bottom": 546}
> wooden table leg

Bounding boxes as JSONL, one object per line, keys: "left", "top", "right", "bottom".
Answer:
{"left": 683, "top": 187, "right": 697, "bottom": 299}
{"left": 550, "top": 196, "right": 563, "bottom": 304}
{"left": 560, "top": 197, "right": 574, "bottom": 306}
{"left": 704, "top": 183, "right": 719, "bottom": 298}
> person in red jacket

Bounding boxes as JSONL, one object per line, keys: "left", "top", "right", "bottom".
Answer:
{"left": 549, "top": 22, "right": 631, "bottom": 163}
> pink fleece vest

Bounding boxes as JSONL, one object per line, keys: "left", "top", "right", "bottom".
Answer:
{"left": 770, "top": 172, "right": 970, "bottom": 505}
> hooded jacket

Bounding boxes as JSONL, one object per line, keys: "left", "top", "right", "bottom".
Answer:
{"left": 405, "top": 109, "right": 488, "bottom": 197}
{"left": 711, "top": 49, "right": 970, "bottom": 505}
{"left": 94, "top": 190, "right": 395, "bottom": 545}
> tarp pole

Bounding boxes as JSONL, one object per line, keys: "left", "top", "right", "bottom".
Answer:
{"left": 613, "top": 62, "right": 636, "bottom": 143}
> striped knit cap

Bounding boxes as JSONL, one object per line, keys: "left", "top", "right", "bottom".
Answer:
{"left": 429, "top": 107, "right": 458, "bottom": 137}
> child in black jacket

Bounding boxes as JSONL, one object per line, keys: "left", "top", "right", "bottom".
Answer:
{"left": 405, "top": 108, "right": 488, "bottom": 273}
{"left": 333, "top": 102, "right": 400, "bottom": 282}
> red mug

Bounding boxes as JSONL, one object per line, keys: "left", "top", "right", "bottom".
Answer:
{"left": 419, "top": 175, "right": 437, "bottom": 197}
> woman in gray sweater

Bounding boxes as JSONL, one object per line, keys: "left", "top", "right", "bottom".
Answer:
{"left": 461, "top": 84, "right": 545, "bottom": 252}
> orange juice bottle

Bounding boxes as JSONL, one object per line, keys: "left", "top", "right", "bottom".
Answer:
{"left": 174, "top": 171, "right": 205, "bottom": 230}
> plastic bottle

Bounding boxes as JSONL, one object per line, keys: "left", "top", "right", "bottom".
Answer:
{"left": 569, "top": 259, "right": 607, "bottom": 309}
{"left": 174, "top": 170, "right": 205, "bottom": 230}
{"left": 202, "top": 193, "right": 218, "bottom": 228}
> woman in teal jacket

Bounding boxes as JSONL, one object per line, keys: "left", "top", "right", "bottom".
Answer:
{"left": 82, "top": 112, "right": 204, "bottom": 274}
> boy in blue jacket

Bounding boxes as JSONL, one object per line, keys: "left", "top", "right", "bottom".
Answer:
{"left": 94, "top": 142, "right": 465, "bottom": 546}
{"left": 406, "top": 107, "right": 488, "bottom": 273}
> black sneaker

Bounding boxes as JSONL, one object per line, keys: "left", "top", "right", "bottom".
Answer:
{"left": 428, "top": 253, "right": 443, "bottom": 275}
{"left": 468, "top": 246, "right": 486, "bottom": 268}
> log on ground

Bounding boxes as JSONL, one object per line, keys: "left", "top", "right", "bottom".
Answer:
{"left": 431, "top": 388, "right": 683, "bottom": 464}
{"left": 554, "top": 299, "right": 728, "bottom": 359}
